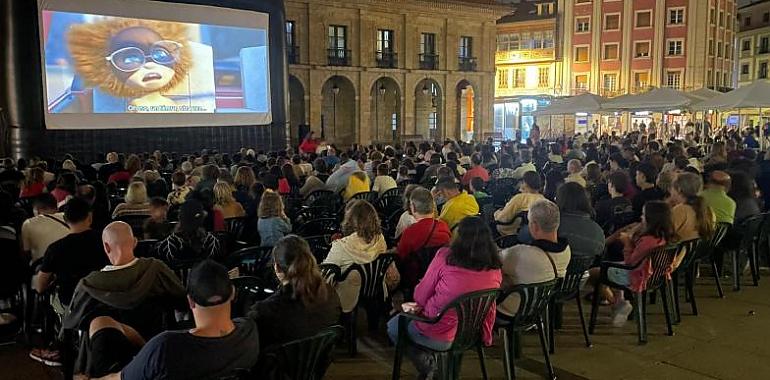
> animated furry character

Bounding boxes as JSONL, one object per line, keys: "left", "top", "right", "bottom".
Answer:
{"left": 67, "top": 19, "right": 192, "bottom": 112}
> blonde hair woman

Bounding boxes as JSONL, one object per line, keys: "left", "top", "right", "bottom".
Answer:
{"left": 257, "top": 190, "right": 291, "bottom": 247}
{"left": 112, "top": 181, "right": 151, "bottom": 218}
{"left": 213, "top": 182, "right": 246, "bottom": 219}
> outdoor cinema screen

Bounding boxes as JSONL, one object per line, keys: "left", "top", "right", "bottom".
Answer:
{"left": 39, "top": 0, "right": 272, "bottom": 129}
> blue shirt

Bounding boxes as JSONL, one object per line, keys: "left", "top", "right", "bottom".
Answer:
{"left": 258, "top": 217, "right": 292, "bottom": 247}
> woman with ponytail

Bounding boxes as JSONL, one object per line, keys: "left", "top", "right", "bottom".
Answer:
{"left": 669, "top": 172, "right": 716, "bottom": 268}
{"left": 249, "top": 235, "right": 341, "bottom": 349}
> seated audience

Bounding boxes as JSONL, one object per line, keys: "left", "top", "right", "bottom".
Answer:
{"left": 20, "top": 167, "right": 46, "bottom": 198}
{"left": 213, "top": 182, "right": 246, "bottom": 219}
{"left": 322, "top": 200, "right": 390, "bottom": 313}
{"left": 387, "top": 216, "right": 501, "bottom": 379}
{"left": 395, "top": 184, "right": 420, "bottom": 238}
{"left": 728, "top": 171, "right": 760, "bottom": 223}
{"left": 494, "top": 171, "right": 544, "bottom": 236}
{"left": 257, "top": 190, "right": 291, "bottom": 247}
{"left": 86, "top": 260, "right": 259, "bottom": 379}
{"left": 21, "top": 194, "right": 70, "bottom": 264}
{"left": 142, "top": 198, "right": 173, "bottom": 240}
{"left": 595, "top": 171, "right": 633, "bottom": 229}
{"left": 435, "top": 177, "right": 479, "bottom": 230}
{"left": 469, "top": 177, "right": 490, "bottom": 200}
{"left": 632, "top": 163, "right": 665, "bottom": 218}
{"left": 700, "top": 171, "right": 736, "bottom": 225}
{"left": 343, "top": 171, "right": 370, "bottom": 201}
{"left": 564, "top": 159, "right": 586, "bottom": 187}
{"left": 166, "top": 171, "right": 191, "bottom": 206}
{"left": 154, "top": 200, "right": 222, "bottom": 262}
{"left": 668, "top": 172, "right": 715, "bottom": 267}
{"left": 112, "top": 182, "right": 151, "bottom": 219}
{"left": 499, "top": 199, "right": 570, "bottom": 317}
{"left": 461, "top": 153, "right": 490, "bottom": 187}
{"left": 372, "top": 163, "right": 398, "bottom": 195}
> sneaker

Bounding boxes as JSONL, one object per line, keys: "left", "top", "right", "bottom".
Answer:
{"left": 611, "top": 301, "right": 633, "bottom": 327}
{"left": 29, "top": 348, "right": 62, "bottom": 367}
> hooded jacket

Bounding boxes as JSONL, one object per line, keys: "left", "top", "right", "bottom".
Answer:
{"left": 322, "top": 233, "right": 388, "bottom": 312}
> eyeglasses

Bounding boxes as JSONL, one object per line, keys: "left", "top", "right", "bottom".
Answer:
{"left": 104, "top": 40, "right": 182, "bottom": 72}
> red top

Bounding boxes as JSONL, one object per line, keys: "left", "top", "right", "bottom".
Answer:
{"left": 108, "top": 171, "right": 132, "bottom": 184}
{"left": 299, "top": 138, "right": 319, "bottom": 154}
{"left": 461, "top": 166, "right": 490, "bottom": 186}
{"left": 397, "top": 218, "right": 451, "bottom": 260}
{"left": 278, "top": 178, "right": 291, "bottom": 195}
{"left": 212, "top": 208, "right": 226, "bottom": 232}
{"left": 414, "top": 248, "right": 502, "bottom": 345}
{"left": 20, "top": 182, "right": 46, "bottom": 198}
{"left": 623, "top": 235, "right": 666, "bottom": 293}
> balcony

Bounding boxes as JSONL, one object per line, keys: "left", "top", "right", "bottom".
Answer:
{"left": 287, "top": 45, "right": 299, "bottom": 64}
{"left": 327, "top": 48, "right": 351, "bottom": 66}
{"left": 419, "top": 53, "right": 439, "bottom": 70}
{"left": 375, "top": 51, "right": 398, "bottom": 69}
{"left": 458, "top": 56, "right": 477, "bottom": 72}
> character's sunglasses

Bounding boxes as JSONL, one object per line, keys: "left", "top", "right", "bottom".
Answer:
{"left": 104, "top": 40, "right": 182, "bottom": 72}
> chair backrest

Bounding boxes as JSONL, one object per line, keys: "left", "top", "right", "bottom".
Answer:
{"left": 225, "top": 217, "right": 247, "bottom": 241}
{"left": 350, "top": 191, "right": 379, "bottom": 204}
{"left": 258, "top": 325, "right": 344, "bottom": 380}
{"left": 168, "top": 258, "right": 203, "bottom": 286}
{"left": 554, "top": 255, "right": 595, "bottom": 300}
{"left": 645, "top": 245, "right": 679, "bottom": 290}
{"left": 235, "top": 246, "right": 275, "bottom": 279}
{"left": 294, "top": 207, "right": 336, "bottom": 226}
{"left": 231, "top": 276, "right": 273, "bottom": 318}
{"left": 306, "top": 190, "right": 342, "bottom": 211}
{"left": 343, "top": 254, "right": 396, "bottom": 301}
{"left": 115, "top": 214, "right": 150, "bottom": 237}
{"left": 377, "top": 195, "right": 404, "bottom": 218}
{"left": 295, "top": 218, "right": 340, "bottom": 237}
{"left": 737, "top": 213, "right": 766, "bottom": 249}
{"left": 303, "top": 234, "right": 333, "bottom": 263}
{"left": 495, "top": 234, "right": 519, "bottom": 249}
{"left": 435, "top": 288, "right": 499, "bottom": 352}
{"left": 304, "top": 189, "right": 334, "bottom": 204}
{"left": 135, "top": 239, "right": 159, "bottom": 258}
{"left": 497, "top": 280, "right": 557, "bottom": 328}
{"left": 319, "top": 263, "right": 341, "bottom": 287}
{"left": 490, "top": 178, "right": 518, "bottom": 207}
{"left": 674, "top": 238, "right": 702, "bottom": 271}
{"left": 380, "top": 187, "right": 402, "bottom": 199}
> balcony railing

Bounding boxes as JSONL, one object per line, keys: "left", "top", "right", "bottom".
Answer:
{"left": 375, "top": 51, "right": 398, "bottom": 68}
{"left": 287, "top": 45, "right": 300, "bottom": 64}
{"left": 419, "top": 53, "right": 439, "bottom": 70}
{"left": 327, "top": 48, "right": 351, "bottom": 66}
{"left": 458, "top": 56, "right": 477, "bottom": 71}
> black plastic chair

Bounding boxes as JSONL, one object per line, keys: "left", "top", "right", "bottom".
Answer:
{"left": 729, "top": 214, "right": 766, "bottom": 291}
{"left": 330, "top": 254, "right": 396, "bottom": 356}
{"left": 495, "top": 234, "right": 519, "bottom": 250}
{"left": 304, "top": 189, "right": 335, "bottom": 206}
{"left": 234, "top": 246, "right": 275, "bottom": 284}
{"left": 702, "top": 222, "right": 731, "bottom": 298}
{"left": 135, "top": 239, "right": 159, "bottom": 258}
{"left": 490, "top": 178, "right": 518, "bottom": 208}
{"left": 380, "top": 187, "right": 402, "bottom": 199}
{"left": 319, "top": 263, "right": 342, "bottom": 287}
{"left": 493, "top": 211, "right": 528, "bottom": 238}
{"left": 392, "top": 288, "right": 499, "bottom": 380}
{"left": 256, "top": 325, "right": 344, "bottom": 380}
{"left": 350, "top": 191, "right": 379, "bottom": 204}
{"left": 168, "top": 258, "right": 203, "bottom": 286}
{"left": 548, "top": 255, "right": 595, "bottom": 353}
{"left": 589, "top": 244, "right": 679, "bottom": 344}
{"left": 495, "top": 280, "right": 558, "bottom": 380}
{"left": 670, "top": 238, "right": 702, "bottom": 323}
{"left": 294, "top": 207, "right": 337, "bottom": 226}
{"left": 114, "top": 214, "right": 150, "bottom": 237}
{"left": 225, "top": 217, "right": 247, "bottom": 243}
{"left": 377, "top": 195, "right": 404, "bottom": 219}
{"left": 231, "top": 276, "right": 273, "bottom": 318}
{"left": 303, "top": 234, "right": 333, "bottom": 263}
{"left": 295, "top": 218, "right": 340, "bottom": 237}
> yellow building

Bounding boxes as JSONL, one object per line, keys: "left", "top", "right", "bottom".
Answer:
{"left": 494, "top": 1, "right": 563, "bottom": 140}
{"left": 285, "top": 0, "right": 506, "bottom": 146}
{"left": 737, "top": 0, "right": 770, "bottom": 87}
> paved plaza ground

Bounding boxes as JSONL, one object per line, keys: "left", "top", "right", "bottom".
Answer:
{"left": 3, "top": 276, "right": 770, "bottom": 380}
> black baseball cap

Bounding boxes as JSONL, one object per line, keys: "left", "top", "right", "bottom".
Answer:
{"left": 187, "top": 260, "right": 233, "bottom": 307}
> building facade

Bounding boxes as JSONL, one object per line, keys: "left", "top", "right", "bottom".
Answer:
{"left": 494, "top": 1, "right": 564, "bottom": 140}
{"left": 285, "top": 0, "right": 504, "bottom": 146}
{"left": 737, "top": 0, "right": 770, "bottom": 87}
{"left": 560, "top": 0, "right": 737, "bottom": 96}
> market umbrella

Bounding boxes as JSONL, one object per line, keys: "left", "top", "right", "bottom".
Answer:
{"left": 601, "top": 87, "right": 696, "bottom": 112}
{"left": 533, "top": 93, "right": 606, "bottom": 115}
{"left": 694, "top": 80, "right": 770, "bottom": 149}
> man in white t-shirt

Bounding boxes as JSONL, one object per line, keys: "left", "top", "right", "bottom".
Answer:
{"left": 22, "top": 194, "right": 69, "bottom": 263}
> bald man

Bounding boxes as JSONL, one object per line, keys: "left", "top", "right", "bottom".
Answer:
{"left": 62, "top": 222, "right": 186, "bottom": 373}
{"left": 701, "top": 170, "right": 736, "bottom": 224}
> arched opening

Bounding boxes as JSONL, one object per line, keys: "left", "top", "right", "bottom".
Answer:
{"left": 456, "top": 80, "right": 476, "bottom": 142}
{"left": 288, "top": 75, "right": 306, "bottom": 146}
{"left": 321, "top": 75, "right": 356, "bottom": 146}
{"left": 414, "top": 79, "right": 443, "bottom": 141}
{"left": 369, "top": 77, "right": 401, "bottom": 144}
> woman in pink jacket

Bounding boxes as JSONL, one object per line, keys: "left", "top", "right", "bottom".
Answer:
{"left": 387, "top": 216, "right": 502, "bottom": 379}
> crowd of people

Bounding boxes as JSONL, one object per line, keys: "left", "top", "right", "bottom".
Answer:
{"left": 0, "top": 124, "right": 767, "bottom": 379}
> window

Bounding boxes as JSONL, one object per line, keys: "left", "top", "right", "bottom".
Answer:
{"left": 533, "top": 32, "right": 544, "bottom": 49}
{"left": 575, "top": 74, "right": 588, "bottom": 90}
{"left": 497, "top": 69, "right": 509, "bottom": 88}
{"left": 421, "top": 33, "right": 436, "bottom": 55}
{"left": 538, "top": 67, "right": 549, "bottom": 87}
{"left": 605, "top": 14, "right": 620, "bottom": 30}
{"left": 765, "top": 12, "right": 769, "bottom": 22}
{"left": 286, "top": 21, "right": 296, "bottom": 47}
{"left": 725, "top": 43, "right": 730, "bottom": 59}
{"left": 635, "top": 41, "right": 650, "bottom": 58}
{"left": 377, "top": 29, "right": 394, "bottom": 53}
{"left": 575, "top": 46, "right": 589, "bottom": 62}
{"left": 668, "top": 8, "right": 685, "bottom": 25}
{"left": 512, "top": 68, "right": 526, "bottom": 88}
{"left": 603, "top": 44, "right": 619, "bottom": 60}
{"left": 576, "top": 0, "right": 590, "bottom": 3}
{"left": 543, "top": 31, "right": 554, "bottom": 48}
{"left": 762, "top": 37, "right": 770, "bottom": 53}
{"left": 634, "top": 72, "right": 649, "bottom": 90}
{"left": 666, "top": 71, "right": 682, "bottom": 89}
{"left": 707, "top": 70, "right": 713, "bottom": 87}
{"left": 746, "top": 16, "right": 752, "bottom": 27}
{"left": 536, "top": 2, "right": 554, "bottom": 16}
{"left": 576, "top": 17, "right": 590, "bottom": 32}
{"left": 719, "top": 11, "right": 724, "bottom": 27}
{"left": 636, "top": 11, "right": 651, "bottom": 28}
{"left": 743, "top": 39, "right": 751, "bottom": 51}
{"left": 667, "top": 40, "right": 683, "bottom": 56}
{"left": 760, "top": 62, "right": 768, "bottom": 79}
{"left": 710, "top": 8, "right": 716, "bottom": 24}
{"left": 328, "top": 25, "right": 347, "bottom": 50}
{"left": 724, "top": 73, "right": 729, "bottom": 86}
{"left": 717, "top": 42, "right": 722, "bottom": 57}
{"left": 459, "top": 36, "right": 473, "bottom": 58}
{"left": 716, "top": 71, "right": 721, "bottom": 86}
{"left": 742, "top": 64, "right": 749, "bottom": 75}
{"left": 708, "top": 40, "right": 714, "bottom": 55}
{"left": 602, "top": 73, "right": 617, "bottom": 92}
